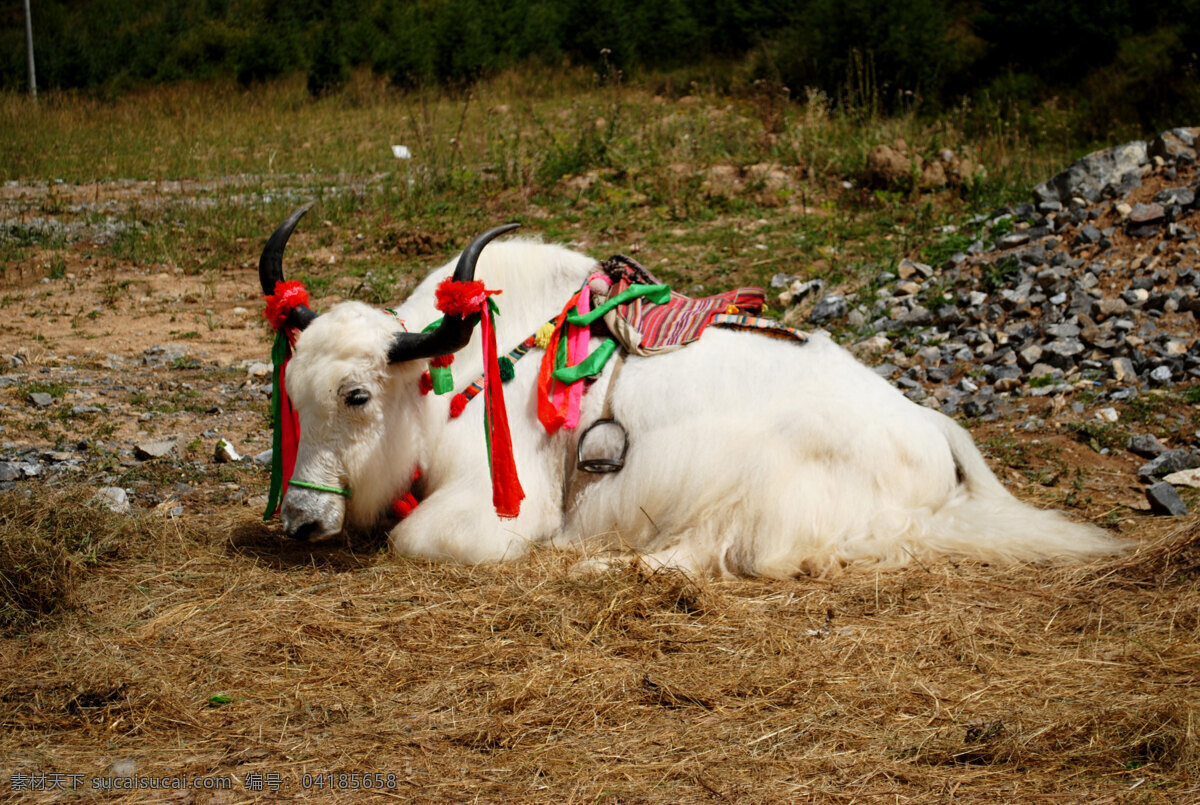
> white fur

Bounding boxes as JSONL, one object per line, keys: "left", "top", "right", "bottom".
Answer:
{"left": 279, "top": 237, "right": 1124, "bottom": 576}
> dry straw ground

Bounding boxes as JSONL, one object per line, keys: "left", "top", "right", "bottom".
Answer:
{"left": 1, "top": 488, "right": 1197, "bottom": 803}
{"left": 1, "top": 76, "right": 1198, "bottom": 803}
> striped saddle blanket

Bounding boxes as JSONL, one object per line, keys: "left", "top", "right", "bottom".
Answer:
{"left": 596, "top": 255, "right": 807, "bottom": 355}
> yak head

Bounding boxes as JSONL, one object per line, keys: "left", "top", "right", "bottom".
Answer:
{"left": 257, "top": 204, "right": 517, "bottom": 541}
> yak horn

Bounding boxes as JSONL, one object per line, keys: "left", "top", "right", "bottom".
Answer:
{"left": 259, "top": 203, "right": 318, "bottom": 331}
{"left": 387, "top": 223, "right": 520, "bottom": 364}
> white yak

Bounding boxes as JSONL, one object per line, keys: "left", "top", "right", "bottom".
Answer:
{"left": 260, "top": 205, "right": 1122, "bottom": 577}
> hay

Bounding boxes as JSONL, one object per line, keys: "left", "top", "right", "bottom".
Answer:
{"left": 1, "top": 492, "right": 1197, "bottom": 802}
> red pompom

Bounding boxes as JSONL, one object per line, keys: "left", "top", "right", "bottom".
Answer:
{"left": 418, "top": 371, "right": 433, "bottom": 395}
{"left": 436, "top": 279, "right": 500, "bottom": 318}
{"left": 449, "top": 393, "right": 468, "bottom": 418}
{"left": 429, "top": 354, "right": 454, "bottom": 368}
{"left": 263, "top": 280, "right": 310, "bottom": 331}
{"left": 391, "top": 493, "right": 419, "bottom": 519}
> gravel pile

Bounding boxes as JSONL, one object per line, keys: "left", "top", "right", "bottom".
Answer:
{"left": 778, "top": 126, "right": 1200, "bottom": 511}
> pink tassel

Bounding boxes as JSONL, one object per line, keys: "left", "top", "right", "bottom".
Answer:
{"left": 564, "top": 282, "right": 592, "bottom": 429}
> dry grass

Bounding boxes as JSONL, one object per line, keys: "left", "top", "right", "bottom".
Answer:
{"left": 0, "top": 489, "right": 1197, "bottom": 802}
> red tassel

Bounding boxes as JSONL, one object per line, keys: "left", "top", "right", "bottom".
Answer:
{"left": 263, "top": 280, "right": 310, "bottom": 331}
{"left": 449, "top": 393, "right": 468, "bottom": 418}
{"left": 429, "top": 354, "right": 454, "bottom": 368}
{"left": 480, "top": 302, "right": 524, "bottom": 518}
{"left": 418, "top": 371, "right": 433, "bottom": 395}
{"left": 390, "top": 469, "right": 424, "bottom": 519}
{"left": 391, "top": 493, "right": 419, "bottom": 519}
{"left": 436, "top": 279, "right": 500, "bottom": 317}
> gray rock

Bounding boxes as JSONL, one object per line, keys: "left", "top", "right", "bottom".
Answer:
{"left": 807, "top": 294, "right": 848, "bottom": 324}
{"left": 1033, "top": 140, "right": 1147, "bottom": 203}
{"left": 1153, "top": 187, "right": 1195, "bottom": 207}
{"left": 1149, "top": 365, "right": 1173, "bottom": 386}
{"left": 1139, "top": 449, "right": 1200, "bottom": 481}
{"left": 1127, "top": 433, "right": 1166, "bottom": 458}
{"left": 1128, "top": 202, "right": 1165, "bottom": 225}
{"left": 253, "top": 449, "right": 274, "bottom": 467}
{"left": 996, "top": 232, "right": 1031, "bottom": 249}
{"left": 27, "top": 392, "right": 53, "bottom": 408}
{"left": 94, "top": 486, "right": 130, "bottom": 515}
{"left": 0, "top": 461, "right": 20, "bottom": 482}
{"left": 1017, "top": 344, "right": 1044, "bottom": 369}
{"left": 897, "top": 259, "right": 934, "bottom": 279}
{"left": 1146, "top": 482, "right": 1188, "bottom": 516}
{"left": 134, "top": 437, "right": 182, "bottom": 461}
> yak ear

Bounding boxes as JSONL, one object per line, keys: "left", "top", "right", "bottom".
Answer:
{"left": 387, "top": 223, "right": 520, "bottom": 364}
{"left": 259, "top": 202, "right": 318, "bottom": 331}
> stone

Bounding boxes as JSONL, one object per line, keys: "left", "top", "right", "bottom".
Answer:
{"left": 1017, "top": 344, "right": 1044, "bottom": 369}
{"left": 1128, "top": 202, "right": 1165, "bottom": 225}
{"left": 1153, "top": 187, "right": 1195, "bottom": 207}
{"left": 866, "top": 145, "right": 911, "bottom": 186}
{"left": 1095, "top": 407, "right": 1119, "bottom": 423}
{"left": 1163, "top": 468, "right": 1200, "bottom": 488}
{"left": 94, "top": 486, "right": 130, "bottom": 515}
{"left": 1092, "top": 298, "right": 1129, "bottom": 320}
{"left": 849, "top": 334, "right": 891, "bottom": 357}
{"left": 27, "top": 392, "right": 53, "bottom": 408}
{"left": 897, "top": 259, "right": 934, "bottom": 279}
{"left": 1127, "top": 433, "right": 1166, "bottom": 458}
{"left": 1148, "top": 127, "right": 1198, "bottom": 164}
{"left": 1077, "top": 224, "right": 1102, "bottom": 244}
{"left": 214, "top": 439, "right": 241, "bottom": 463}
{"left": 1146, "top": 482, "right": 1188, "bottom": 516}
{"left": 1139, "top": 449, "right": 1200, "bottom": 481}
{"left": 1149, "top": 365, "right": 1173, "bottom": 386}
{"left": 996, "top": 232, "right": 1031, "bottom": 249}
{"left": 0, "top": 461, "right": 20, "bottom": 482}
{"left": 807, "top": 294, "right": 848, "bottom": 324}
{"left": 134, "top": 437, "right": 182, "bottom": 461}
{"left": 1032, "top": 140, "right": 1147, "bottom": 203}
{"left": 253, "top": 449, "right": 274, "bottom": 466}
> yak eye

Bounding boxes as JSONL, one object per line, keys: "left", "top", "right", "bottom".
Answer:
{"left": 345, "top": 389, "right": 371, "bottom": 407}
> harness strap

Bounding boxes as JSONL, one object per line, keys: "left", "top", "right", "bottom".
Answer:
{"left": 288, "top": 479, "right": 352, "bottom": 498}
{"left": 562, "top": 350, "right": 627, "bottom": 513}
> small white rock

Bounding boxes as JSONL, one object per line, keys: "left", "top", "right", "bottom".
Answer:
{"left": 1095, "top": 407, "right": 1119, "bottom": 423}
{"left": 1163, "top": 468, "right": 1200, "bottom": 488}
{"left": 214, "top": 439, "right": 242, "bottom": 463}
{"left": 94, "top": 487, "right": 130, "bottom": 515}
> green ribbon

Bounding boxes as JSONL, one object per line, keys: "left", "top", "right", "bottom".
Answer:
{"left": 564, "top": 283, "right": 670, "bottom": 326}
{"left": 550, "top": 283, "right": 667, "bottom": 383}
{"left": 289, "top": 479, "right": 352, "bottom": 498}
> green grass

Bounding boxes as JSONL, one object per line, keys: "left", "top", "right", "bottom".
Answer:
{"left": 0, "top": 68, "right": 1093, "bottom": 314}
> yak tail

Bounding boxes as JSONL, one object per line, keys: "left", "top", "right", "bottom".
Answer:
{"left": 922, "top": 414, "right": 1126, "bottom": 564}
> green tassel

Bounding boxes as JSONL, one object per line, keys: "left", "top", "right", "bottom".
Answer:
{"left": 430, "top": 365, "right": 454, "bottom": 394}
{"left": 498, "top": 356, "right": 515, "bottom": 382}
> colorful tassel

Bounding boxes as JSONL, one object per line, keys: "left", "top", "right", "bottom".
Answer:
{"left": 498, "top": 356, "right": 515, "bottom": 382}
{"left": 418, "top": 371, "right": 434, "bottom": 395}
{"left": 449, "top": 393, "right": 468, "bottom": 419}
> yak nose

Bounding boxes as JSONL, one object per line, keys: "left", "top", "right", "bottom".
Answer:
{"left": 286, "top": 519, "right": 322, "bottom": 542}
